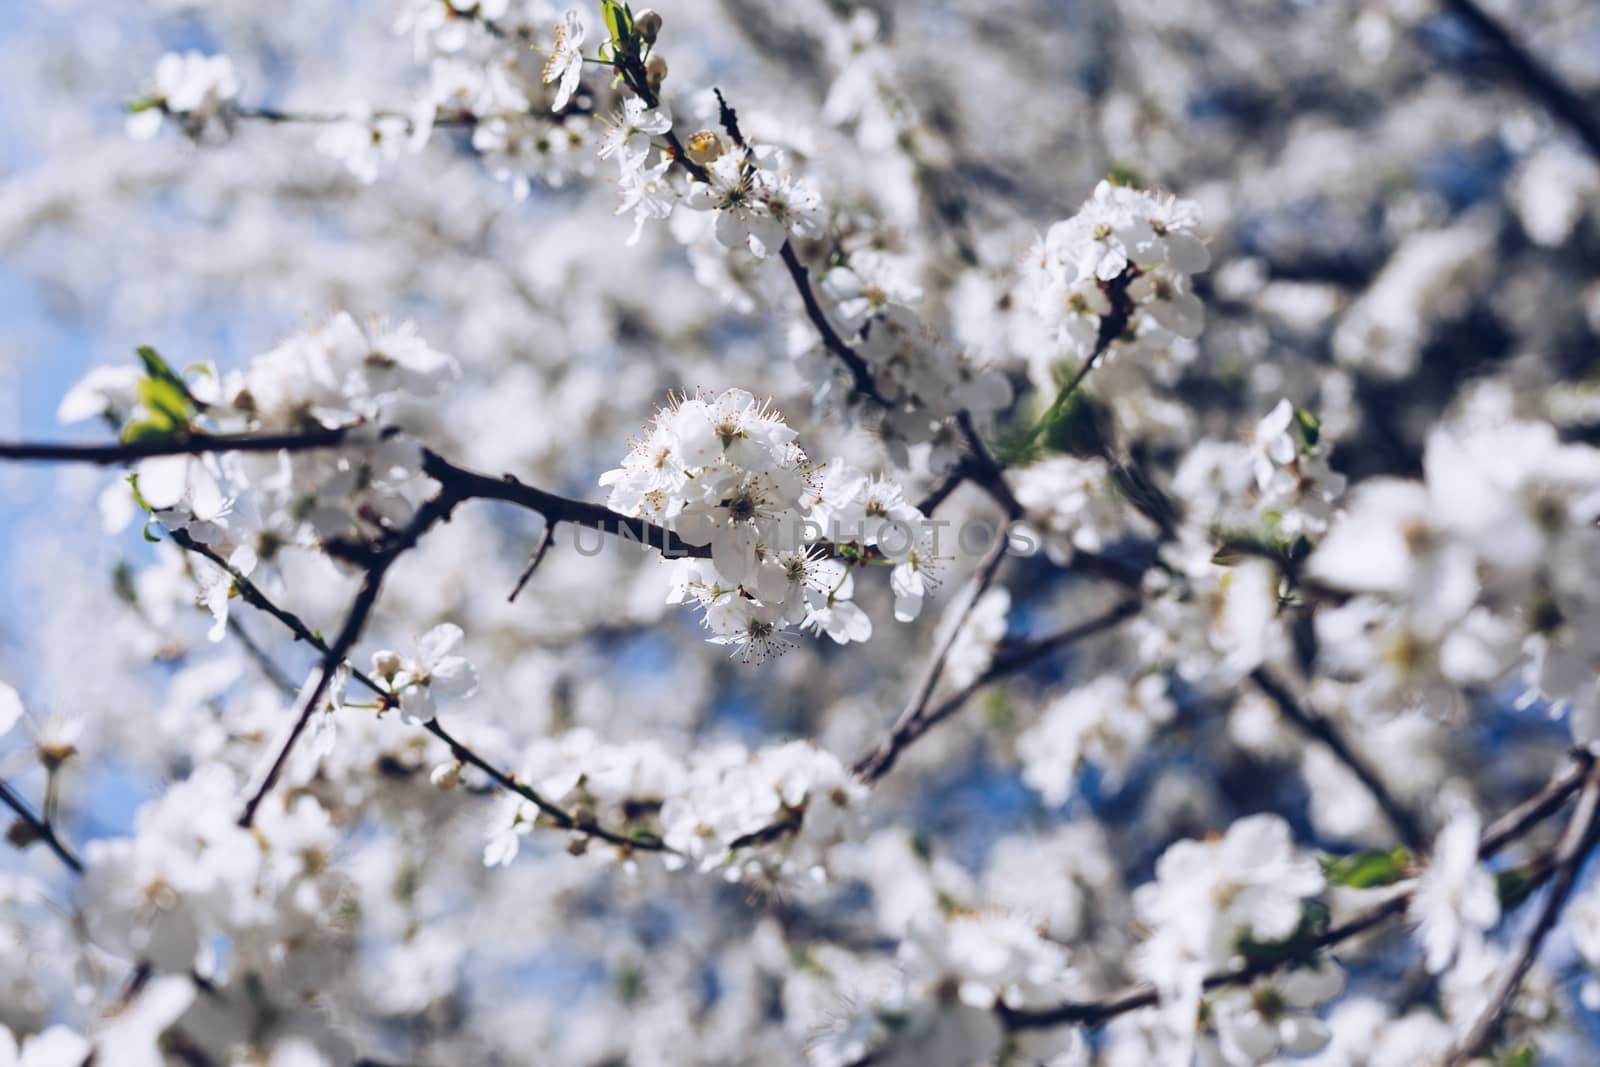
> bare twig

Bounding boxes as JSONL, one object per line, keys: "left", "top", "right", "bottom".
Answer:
{"left": 173, "top": 511, "right": 674, "bottom": 851}
{"left": 1002, "top": 751, "right": 1595, "bottom": 1034}
{"left": 236, "top": 491, "right": 460, "bottom": 827}
{"left": 1250, "top": 666, "right": 1426, "bottom": 850}
{"left": 0, "top": 778, "right": 83, "bottom": 873}
{"left": 423, "top": 718, "right": 667, "bottom": 853}
{"left": 224, "top": 617, "right": 298, "bottom": 696}
{"left": 1444, "top": 760, "right": 1600, "bottom": 1064}
{"left": 852, "top": 598, "right": 1143, "bottom": 784}
{"left": 1438, "top": 0, "right": 1600, "bottom": 162}
{"left": 508, "top": 522, "right": 559, "bottom": 603}
{"left": 852, "top": 529, "right": 1010, "bottom": 782}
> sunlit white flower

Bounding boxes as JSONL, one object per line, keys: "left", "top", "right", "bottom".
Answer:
{"left": 541, "top": 11, "right": 587, "bottom": 112}
{"left": 375, "top": 623, "right": 480, "bottom": 722}
{"left": 1410, "top": 807, "right": 1499, "bottom": 974}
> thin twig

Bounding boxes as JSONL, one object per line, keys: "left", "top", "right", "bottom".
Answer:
{"left": 852, "top": 529, "right": 1010, "bottom": 782}
{"left": 508, "top": 522, "right": 559, "bottom": 602}
{"left": 1445, "top": 760, "right": 1600, "bottom": 1064}
{"left": 225, "top": 617, "right": 298, "bottom": 696}
{"left": 0, "top": 778, "right": 83, "bottom": 873}
{"left": 422, "top": 718, "right": 667, "bottom": 853}
{"left": 852, "top": 598, "right": 1143, "bottom": 784}
{"left": 173, "top": 513, "right": 675, "bottom": 850}
{"left": 1002, "top": 751, "right": 1595, "bottom": 1033}
{"left": 236, "top": 491, "right": 460, "bottom": 827}
{"left": 1251, "top": 666, "right": 1426, "bottom": 850}
{"left": 1438, "top": 0, "right": 1600, "bottom": 162}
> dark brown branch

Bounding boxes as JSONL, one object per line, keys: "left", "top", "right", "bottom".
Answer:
{"left": 1002, "top": 751, "right": 1596, "bottom": 1033}
{"left": 172, "top": 518, "right": 674, "bottom": 852}
{"left": 1439, "top": 0, "right": 1600, "bottom": 162}
{"left": 852, "top": 594, "right": 1141, "bottom": 783}
{"left": 1250, "top": 667, "right": 1426, "bottom": 850}
{"left": 776, "top": 242, "right": 890, "bottom": 407}
{"left": 1445, "top": 760, "right": 1600, "bottom": 1064}
{"left": 0, "top": 778, "right": 83, "bottom": 873}
{"left": 0, "top": 427, "right": 357, "bottom": 464}
{"left": 420, "top": 450, "right": 709, "bottom": 559}
{"left": 508, "top": 522, "right": 559, "bottom": 602}
{"left": 852, "top": 530, "right": 1010, "bottom": 783}
{"left": 422, "top": 719, "right": 667, "bottom": 853}
{"left": 236, "top": 491, "right": 460, "bottom": 827}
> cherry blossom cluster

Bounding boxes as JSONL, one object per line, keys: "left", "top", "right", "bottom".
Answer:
{"left": 79, "top": 766, "right": 355, "bottom": 1062}
{"left": 812, "top": 911, "right": 1085, "bottom": 1067}
{"left": 57, "top": 314, "right": 457, "bottom": 635}
{"left": 480, "top": 730, "right": 864, "bottom": 882}
{"left": 602, "top": 388, "right": 935, "bottom": 659}
{"left": 126, "top": 51, "right": 240, "bottom": 143}
{"left": 1022, "top": 180, "right": 1210, "bottom": 366}
{"left": 1128, "top": 814, "right": 1331, "bottom": 1061}
{"left": 1307, "top": 389, "right": 1600, "bottom": 732}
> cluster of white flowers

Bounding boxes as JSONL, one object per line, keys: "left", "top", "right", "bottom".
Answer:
{"left": 126, "top": 52, "right": 240, "bottom": 143}
{"left": 1022, "top": 180, "right": 1210, "bottom": 365}
{"left": 56, "top": 314, "right": 458, "bottom": 644}
{"left": 812, "top": 911, "right": 1084, "bottom": 1067}
{"left": 1012, "top": 454, "right": 1149, "bottom": 565}
{"left": 76, "top": 765, "right": 352, "bottom": 1063}
{"left": 602, "top": 388, "right": 934, "bottom": 659}
{"left": 481, "top": 731, "right": 864, "bottom": 882}
{"left": 818, "top": 252, "right": 1015, "bottom": 466}
{"left": 1130, "top": 815, "right": 1328, "bottom": 1057}
{"left": 1124, "top": 397, "right": 1345, "bottom": 695}
{"left": 1018, "top": 673, "right": 1175, "bottom": 804}
{"left": 66, "top": 312, "right": 455, "bottom": 551}
{"left": 1308, "top": 392, "right": 1600, "bottom": 731}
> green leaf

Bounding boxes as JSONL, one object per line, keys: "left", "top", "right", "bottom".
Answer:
{"left": 1496, "top": 864, "right": 1544, "bottom": 912}
{"left": 120, "top": 418, "right": 180, "bottom": 446}
{"left": 142, "top": 520, "right": 163, "bottom": 544}
{"left": 1321, "top": 847, "right": 1410, "bottom": 889}
{"left": 136, "top": 345, "right": 203, "bottom": 412}
{"left": 137, "top": 375, "right": 194, "bottom": 428}
{"left": 1236, "top": 900, "right": 1329, "bottom": 966}
{"left": 1105, "top": 163, "right": 1144, "bottom": 188}
{"left": 1294, "top": 407, "right": 1321, "bottom": 450}
{"left": 127, "top": 96, "right": 161, "bottom": 114}
{"left": 601, "top": 0, "right": 633, "bottom": 50}
{"left": 1499, "top": 1045, "right": 1536, "bottom": 1067}
{"left": 136, "top": 345, "right": 183, "bottom": 387}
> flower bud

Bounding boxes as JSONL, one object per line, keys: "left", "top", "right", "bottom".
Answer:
{"left": 685, "top": 130, "right": 725, "bottom": 166}
{"left": 372, "top": 649, "right": 402, "bottom": 678}
{"left": 645, "top": 54, "right": 668, "bottom": 94}
{"left": 635, "top": 9, "right": 662, "bottom": 44}
{"left": 430, "top": 761, "right": 463, "bottom": 789}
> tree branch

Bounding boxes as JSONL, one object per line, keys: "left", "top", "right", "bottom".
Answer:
{"left": 1002, "top": 750, "right": 1596, "bottom": 1033}
{"left": 0, "top": 427, "right": 358, "bottom": 464}
{"left": 1250, "top": 666, "right": 1427, "bottom": 850}
{"left": 171, "top": 515, "right": 674, "bottom": 852}
{"left": 1439, "top": 0, "right": 1600, "bottom": 162}
{"left": 852, "top": 592, "right": 1142, "bottom": 783}
{"left": 508, "top": 522, "right": 559, "bottom": 602}
{"left": 0, "top": 778, "right": 84, "bottom": 874}
{"left": 1444, "top": 759, "right": 1600, "bottom": 1064}
{"left": 236, "top": 490, "right": 460, "bottom": 827}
